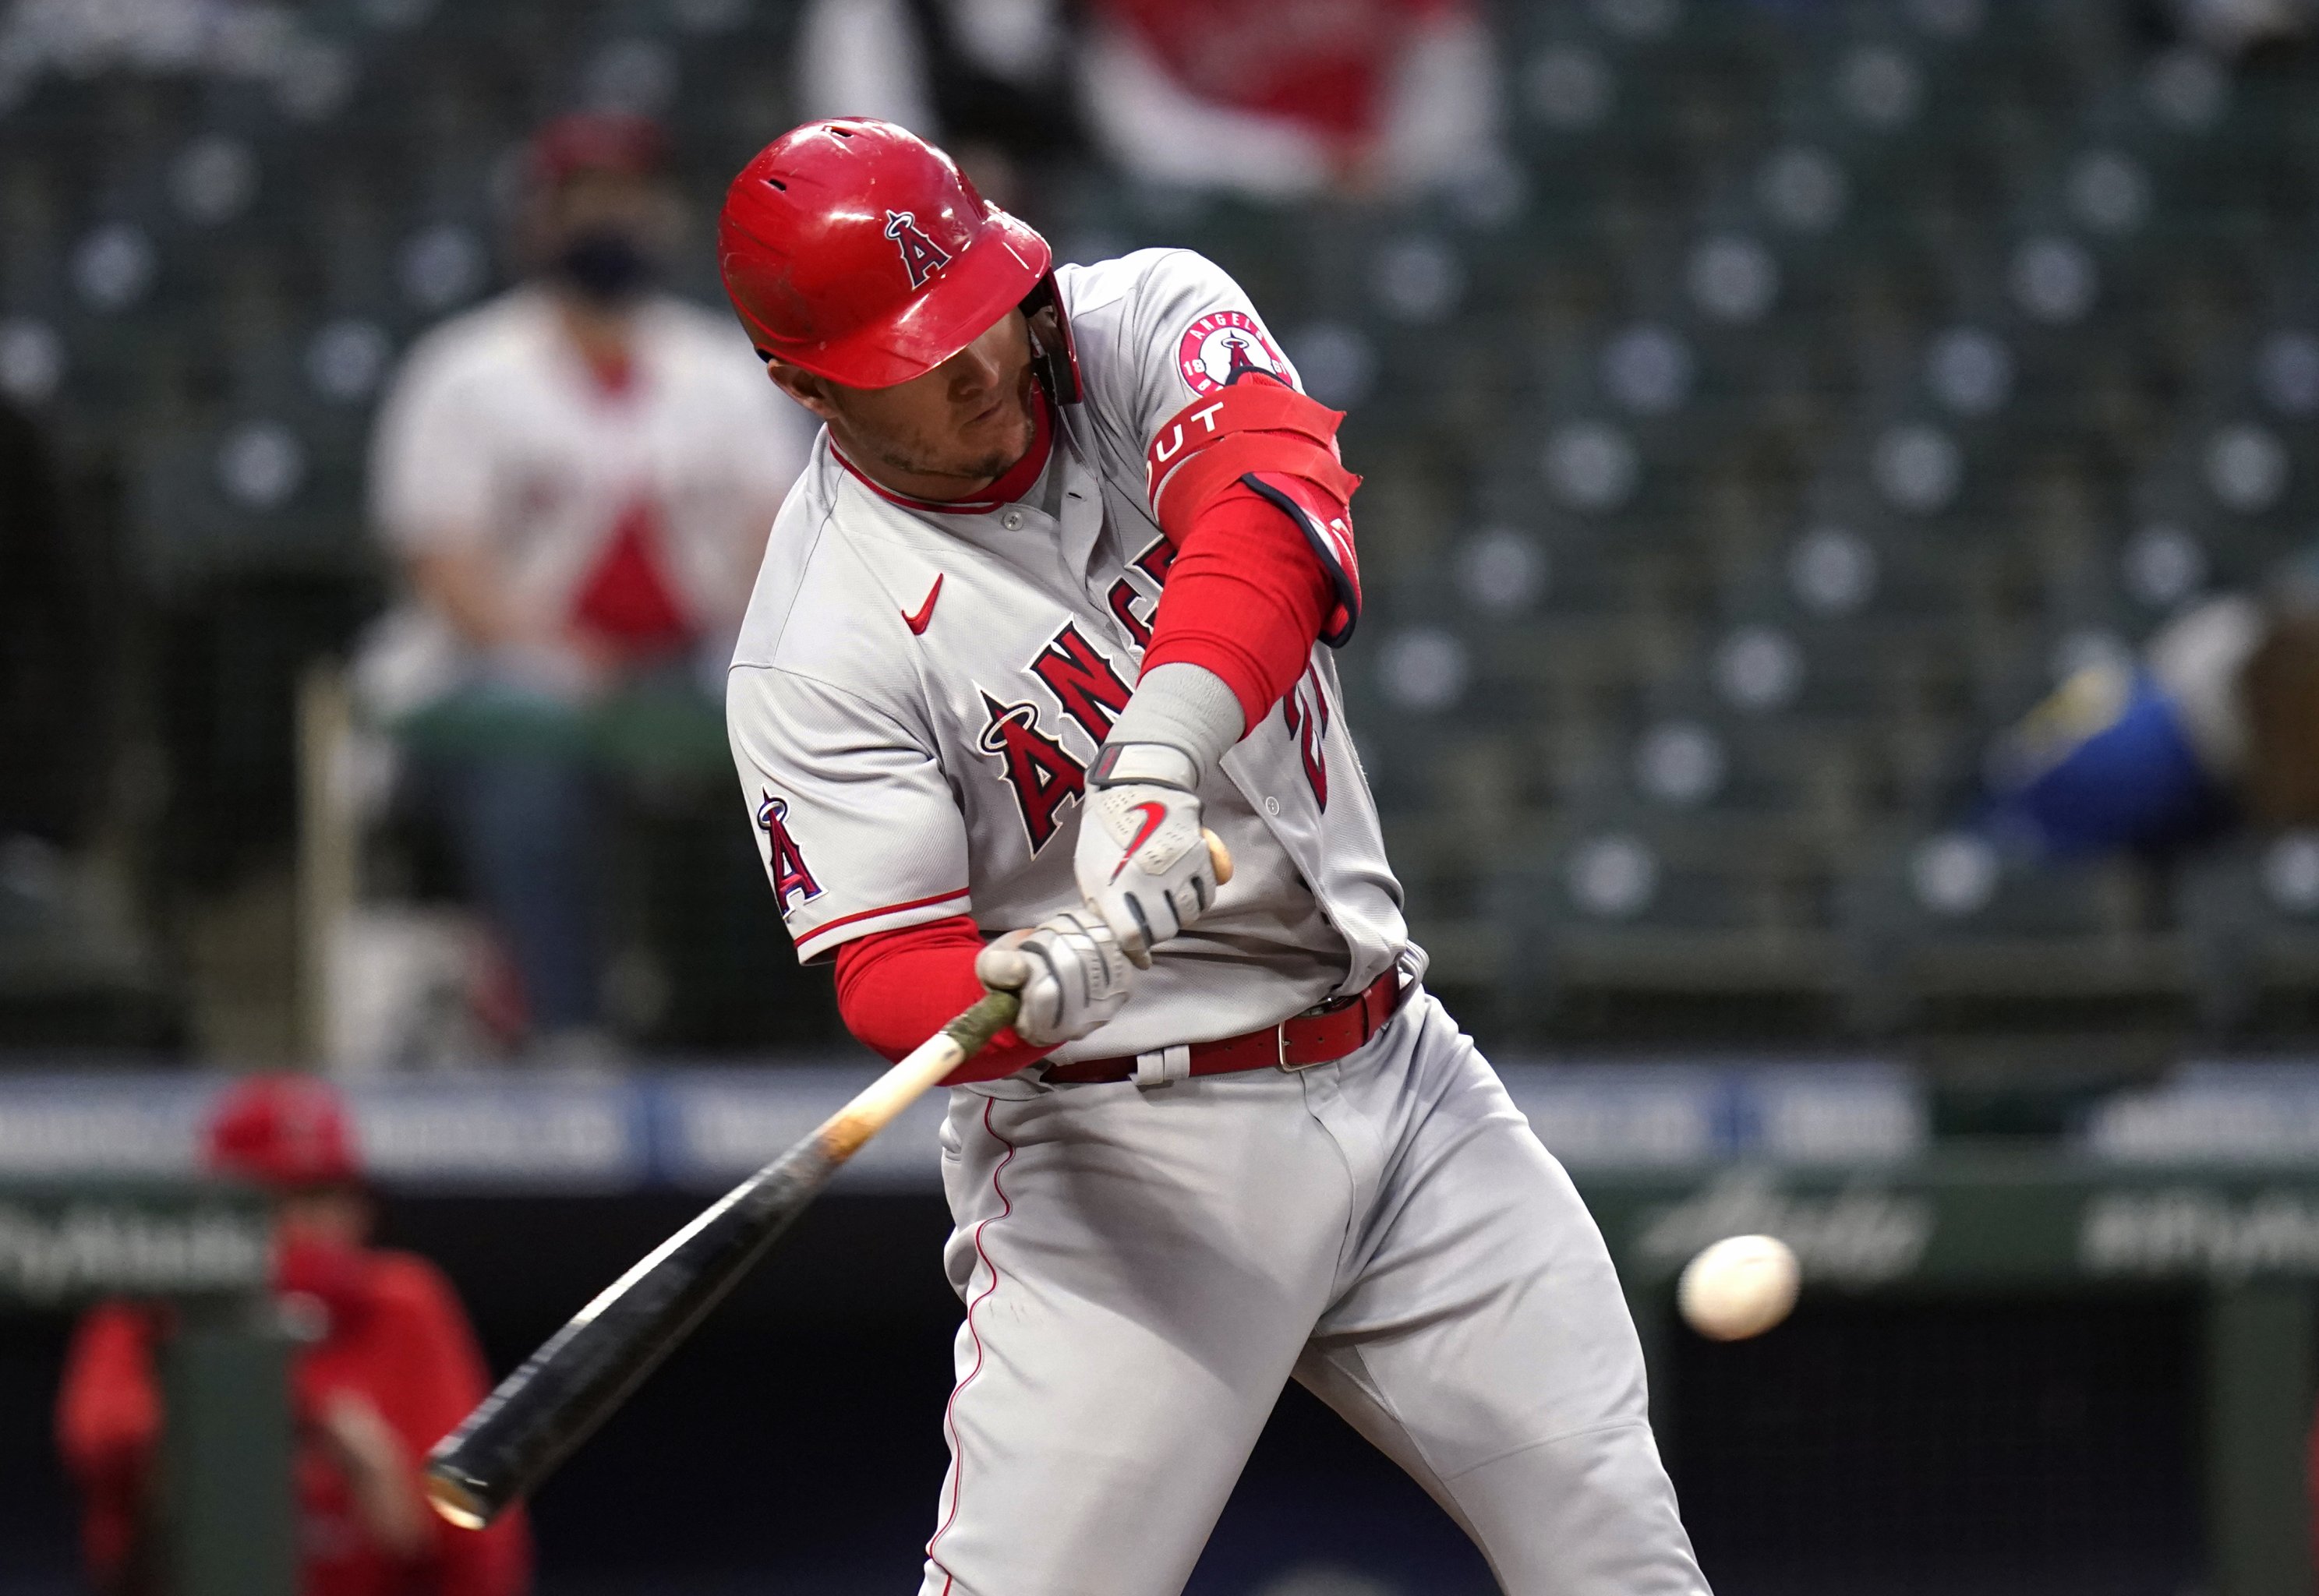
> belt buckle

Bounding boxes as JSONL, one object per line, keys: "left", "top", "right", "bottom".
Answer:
{"left": 1277, "top": 1023, "right": 1323, "bottom": 1072}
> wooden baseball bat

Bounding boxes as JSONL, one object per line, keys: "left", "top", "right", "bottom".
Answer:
{"left": 425, "top": 834, "right": 1232, "bottom": 1530}
{"left": 422, "top": 987, "right": 1021, "bottom": 1531}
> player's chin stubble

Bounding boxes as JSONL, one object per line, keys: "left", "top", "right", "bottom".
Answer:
{"left": 864, "top": 370, "right": 1035, "bottom": 487}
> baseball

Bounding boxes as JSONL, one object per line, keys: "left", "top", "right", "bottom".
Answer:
{"left": 1677, "top": 1234, "right": 1800, "bottom": 1341}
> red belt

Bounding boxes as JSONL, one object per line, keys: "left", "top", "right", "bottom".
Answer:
{"left": 1043, "top": 969, "right": 1407, "bottom": 1086}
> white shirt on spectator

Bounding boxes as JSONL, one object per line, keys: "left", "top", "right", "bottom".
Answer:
{"left": 1076, "top": 1, "right": 1502, "bottom": 203}
{"left": 360, "top": 286, "right": 811, "bottom": 718}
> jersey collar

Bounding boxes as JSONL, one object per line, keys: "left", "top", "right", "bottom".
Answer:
{"left": 828, "top": 390, "right": 1054, "bottom": 517}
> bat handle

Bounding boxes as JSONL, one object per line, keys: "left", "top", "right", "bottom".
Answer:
{"left": 942, "top": 987, "right": 1020, "bottom": 1057}
{"left": 1204, "top": 828, "right": 1234, "bottom": 885}
{"left": 801, "top": 987, "right": 1021, "bottom": 1163}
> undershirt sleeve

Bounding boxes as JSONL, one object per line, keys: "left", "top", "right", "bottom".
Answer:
{"left": 833, "top": 914, "right": 1049, "bottom": 1084}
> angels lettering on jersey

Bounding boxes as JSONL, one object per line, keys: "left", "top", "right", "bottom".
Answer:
{"left": 976, "top": 621, "right": 1132, "bottom": 852}
{"left": 1105, "top": 536, "right": 1174, "bottom": 650}
{"left": 974, "top": 559, "right": 1331, "bottom": 856}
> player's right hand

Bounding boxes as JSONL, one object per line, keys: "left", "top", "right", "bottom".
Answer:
{"left": 974, "top": 909, "right": 1134, "bottom": 1047}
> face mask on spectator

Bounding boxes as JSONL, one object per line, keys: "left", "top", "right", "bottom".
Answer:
{"left": 557, "top": 227, "right": 656, "bottom": 305}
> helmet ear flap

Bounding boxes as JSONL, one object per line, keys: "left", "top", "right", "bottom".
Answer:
{"left": 1020, "top": 274, "right": 1081, "bottom": 406}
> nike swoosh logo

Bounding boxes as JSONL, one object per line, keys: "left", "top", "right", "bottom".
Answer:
{"left": 1110, "top": 800, "right": 1170, "bottom": 882}
{"left": 901, "top": 573, "right": 943, "bottom": 635}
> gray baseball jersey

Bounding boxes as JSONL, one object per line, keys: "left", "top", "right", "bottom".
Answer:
{"left": 729, "top": 249, "right": 1412, "bottom": 1061}
{"left": 726, "top": 249, "right": 1709, "bottom": 1594}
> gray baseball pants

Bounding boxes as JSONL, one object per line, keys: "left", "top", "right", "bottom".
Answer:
{"left": 919, "top": 988, "right": 1711, "bottom": 1596}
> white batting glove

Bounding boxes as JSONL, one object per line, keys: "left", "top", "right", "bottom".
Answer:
{"left": 973, "top": 909, "right": 1134, "bottom": 1047}
{"left": 1073, "top": 743, "right": 1220, "bottom": 968}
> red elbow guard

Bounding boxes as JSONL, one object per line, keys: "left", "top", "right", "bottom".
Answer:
{"left": 1144, "top": 373, "right": 1364, "bottom": 645}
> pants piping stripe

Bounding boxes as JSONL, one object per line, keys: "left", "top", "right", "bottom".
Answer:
{"left": 928, "top": 1095, "right": 1017, "bottom": 1593}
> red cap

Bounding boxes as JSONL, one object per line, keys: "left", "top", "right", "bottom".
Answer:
{"left": 717, "top": 118, "right": 1053, "bottom": 389}
{"left": 526, "top": 112, "right": 671, "bottom": 191}
{"left": 203, "top": 1074, "right": 360, "bottom": 1190}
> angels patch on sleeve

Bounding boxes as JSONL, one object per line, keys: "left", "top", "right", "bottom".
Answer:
{"left": 755, "top": 791, "right": 824, "bottom": 914}
{"left": 1175, "top": 309, "right": 1294, "bottom": 396}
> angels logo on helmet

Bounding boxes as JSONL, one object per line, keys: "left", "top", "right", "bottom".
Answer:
{"left": 1175, "top": 309, "right": 1292, "bottom": 396}
{"left": 884, "top": 210, "right": 953, "bottom": 290}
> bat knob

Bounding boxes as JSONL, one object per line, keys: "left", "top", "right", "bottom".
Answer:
{"left": 425, "top": 1467, "right": 493, "bottom": 1531}
{"left": 1204, "top": 828, "right": 1234, "bottom": 886}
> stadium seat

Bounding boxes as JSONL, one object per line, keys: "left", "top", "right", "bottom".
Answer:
{"left": 1842, "top": 830, "right": 2189, "bottom": 1035}
{"left": 1489, "top": 806, "right": 1851, "bottom": 1041}
{"left": 2178, "top": 834, "right": 2319, "bottom": 1036}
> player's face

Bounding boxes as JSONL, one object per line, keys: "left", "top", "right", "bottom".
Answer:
{"left": 776, "top": 310, "right": 1038, "bottom": 500}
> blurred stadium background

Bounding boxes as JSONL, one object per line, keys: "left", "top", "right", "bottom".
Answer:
{"left": 6, "top": 0, "right": 2319, "bottom": 1592}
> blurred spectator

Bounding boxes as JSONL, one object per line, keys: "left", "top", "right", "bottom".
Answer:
{"left": 1975, "top": 582, "right": 2319, "bottom": 860}
{"left": 797, "top": 0, "right": 1087, "bottom": 213}
{"left": 359, "top": 114, "right": 811, "bottom": 1060}
{"left": 55, "top": 1074, "right": 529, "bottom": 1596}
{"left": 2169, "top": 0, "right": 2314, "bottom": 58}
{"left": 796, "top": 0, "right": 1500, "bottom": 207}
{"left": 0, "top": 393, "right": 102, "bottom": 851}
{"left": 1076, "top": 0, "right": 1503, "bottom": 202}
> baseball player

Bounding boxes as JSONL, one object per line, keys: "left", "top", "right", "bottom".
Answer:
{"left": 719, "top": 120, "right": 1709, "bottom": 1596}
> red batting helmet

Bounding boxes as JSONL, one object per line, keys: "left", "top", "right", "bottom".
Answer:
{"left": 203, "top": 1073, "right": 360, "bottom": 1190}
{"left": 718, "top": 119, "right": 1062, "bottom": 390}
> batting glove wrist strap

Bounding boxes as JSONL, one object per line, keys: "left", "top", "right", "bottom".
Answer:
{"left": 974, "top": 909, "right": 1134, "bottom": 1047}
{"left": 1089, "top": 742, "right": 1200, "bottom": 791}
{"left": 1072, "top": 764, "right": 1215, "bottom": 968}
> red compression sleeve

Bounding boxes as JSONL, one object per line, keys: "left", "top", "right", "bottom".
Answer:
{"left": 833, "top": 914, "right": 1052, "bottom": 1085}
{"left": 1140, "top": 482, "right": 1333, "bottom": 733}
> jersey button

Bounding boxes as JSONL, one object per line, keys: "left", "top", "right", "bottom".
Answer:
{"left": 1264, "top": 796, "right": 1282, "bottom": 816}
{"left": 1002, "top": 510, "right": 1023, "bottom": 530}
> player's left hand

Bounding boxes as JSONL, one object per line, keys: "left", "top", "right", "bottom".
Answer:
{"left": 1074, "top": 743, "right": 1221, "bottom": 967}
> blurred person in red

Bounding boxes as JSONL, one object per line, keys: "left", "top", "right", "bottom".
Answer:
{"left": 55, "top": 1075, "right": 530, "bottom": 1596}
{"left": 795, "top": 0, "right": 1500, "bottom": 207}
{"left": 1076, "top": 0, "right": 1504, "bottom": 202}
{"left": 360, "top": 113, "right": 813, "bottom": 1059}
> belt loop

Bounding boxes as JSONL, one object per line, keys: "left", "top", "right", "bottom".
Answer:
{"left": 1134, "top": 1043, "right": 1192, "bottom": 1089}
